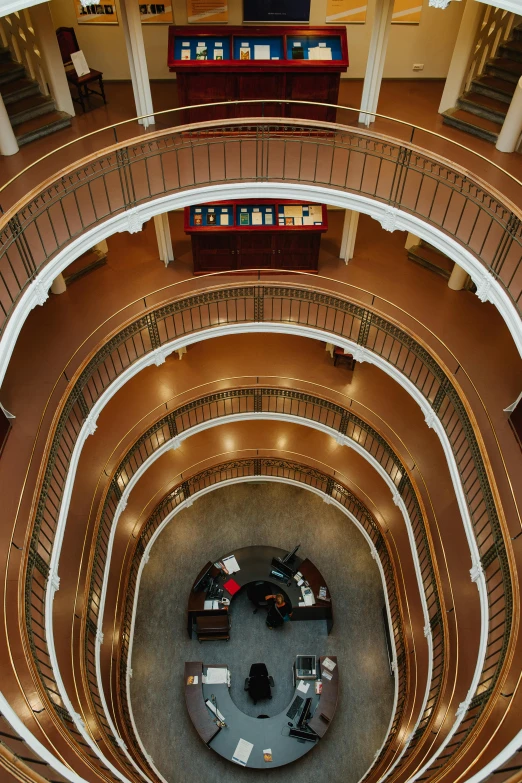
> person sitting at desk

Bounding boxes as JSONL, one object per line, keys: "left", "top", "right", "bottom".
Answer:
{"left": 265, "top": 593, "right": 293, "bottom": 629}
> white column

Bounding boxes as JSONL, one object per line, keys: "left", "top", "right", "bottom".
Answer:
{"left": 405, "top": 232, "right": 420, "bottom": 251}
{"left": 496, "top": 77, "right": 522, "bottom": 153}
{"left": 119, "top": 0, "right": 154, "bottom": 127}
{"left": 154, "top": 213, "right": 174, "bottom": 266}
{"left": 448, "top": 262, "right": 469, "bottom": 291}
{"left": 29, "top": 3, "right": 75, "bottom": 116}
{"left": 340, "top": 210, "right": 359, "bottom": 263}
{"left": 359, "top": 0, "right": 394, "bottom": 125}
{"left": 92, "top": 240, "right": 108, "bottom": 254}
{"left": 51, "top": 273, "right": 67, "bottom": 295}
{"left": 438, "top": 0, "right": 483, "bottom": 114}
{"left": 0, "top": 95, "right": 18, "bottom": 156}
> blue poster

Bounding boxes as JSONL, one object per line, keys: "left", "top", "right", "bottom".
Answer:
{"left": 243, "top": 0, "right": 311, "bottom": 23}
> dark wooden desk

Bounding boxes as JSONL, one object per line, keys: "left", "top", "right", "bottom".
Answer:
{"left": 186, "top": 545, "right": 333, "bottom": 638}
{"left": 185, "top": 659, "right": 339, "bottom": 767}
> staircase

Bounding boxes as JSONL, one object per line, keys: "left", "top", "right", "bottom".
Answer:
{"left": 442, "top": 23, "right": 522, "bottom": 144}
{"left": 0, "top": 46, "right": 72, "bottom": 148}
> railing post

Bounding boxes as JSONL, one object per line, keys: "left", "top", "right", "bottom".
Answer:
{"left": 254, "top": 286, "right": 264, "bottom": 322}
{"left": 116, "top": 147, "right": 136, "bottom": 208}
{"left": 146, "top": 313, "right": 161, "bottom": 350}
{"left": 357, "top": 310, "right": 373, "bottom": 346}
{"left": 167, "top": 412, "right": 178, "bottom": 439}
{"left": 8, "top": 215, "right": 36, "bottom": 278}
{"left": 254, "top": 389, "right": 262, "bottom": 412}
{"left": 390, "top": 146, "right": 412, "bottom": 208}
{"left": 490, "top": 212, "right": 521, "bottom": 277}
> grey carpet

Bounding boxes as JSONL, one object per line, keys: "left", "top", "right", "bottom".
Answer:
{"left": 130, "top": 483, "right": 395, "bottom": 783}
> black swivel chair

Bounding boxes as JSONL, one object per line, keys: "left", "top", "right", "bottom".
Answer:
{"left": 245, "top": 663, "right": 274, "bottom": 705}
{"left": 246, "top": 581, "right": 270, "bottom": 614}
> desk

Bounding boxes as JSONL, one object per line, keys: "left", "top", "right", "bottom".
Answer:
{"left": 185, "top": 657, "right": 338, "bottom": 768}
{"left": 187, "top": 545, "right": 333, "bottom": 638}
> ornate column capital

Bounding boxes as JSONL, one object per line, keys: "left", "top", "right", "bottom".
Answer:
{"left": 32, "top": 280, "right": 50, "bottom": 308}
{"left": 424, "top": 408, "right": 438, "bottom": 430}
{"left": 170, "top": 435, "right": 181, "bottom": 450}
{"left": 49, "top": 572, "right": 60, "bottom": 595}
{"left": 85, "top": 411, "right": 98, "bottom": 436}
{"left": 118, "top": 208, "right": 144, "bottom": 235}
{"left": 473, "top": 271, "right": 495, "bottom": 304}
{"left": 392, "top": 489, "right": 401, "bottom": 507}
{"left": 379, "top": 206, "right": 399, "bottom": 233}
{"left": 470, "top": 558, "right": 484, "bottom": 583}
{"left": 96, "top": 628, "right": 104, "bottom": 646}
{"left": 424, "top": 623, "right": 431, "bottom": 638}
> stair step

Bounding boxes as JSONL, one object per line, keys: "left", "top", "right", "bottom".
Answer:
{"left": 7, "top": 94, "right": 57, "bottom": 126}
{"left": 0, "top": 77, "right": 41, "bottom": 105}
{"left": 486, "top": 57, "right": 522, "bottom": 83}
{"left": 471, "top": 76, "right": 516, "bottom": 104}
{"left": 15, "top": 110, "right": 72, "bottom": 146}
{"left": 0, "top": 47, "right": 11, "bottom": 63}
{"left": 442, "top": 108, "right": 500, "bottom": 144}
{"left": 0, "top": 60, "right": 25, "bottom": 85}
{"left": 407, "top": 243, "right": 453, "bottom": 279}
{"left": 499, "top": 39, "right": 522, "bottom": 62}
{"left": 458, "top": 91, "right": 508, "bottom": 124}
{"left": 512, "top": 24, "right": 522, "bottom": 41}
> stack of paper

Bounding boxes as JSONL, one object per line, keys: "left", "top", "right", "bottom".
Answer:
{"left": 204, "top": 667, "right": 229, "bottom": 684}
{"left": 222, "top": 554, "right": 240, "bottom": 573}
{"left": 232, "top": 738, "right": 253, "bottom": 766}
{"left": 323, "top": 657, "right": 336, "bottom": 672}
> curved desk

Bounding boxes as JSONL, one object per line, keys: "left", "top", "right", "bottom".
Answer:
{"left": 185, "top": 657, "right": 339, "bottom": 768}
{"left": 187, "top": 545, "right": 333, "bottom": 638}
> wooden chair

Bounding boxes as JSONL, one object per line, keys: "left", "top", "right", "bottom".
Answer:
{"left": 56, "top": 27, "right": 106, "bottom": 113}
{"left": 333, "top": 346, "right": 356, "bottom": 370}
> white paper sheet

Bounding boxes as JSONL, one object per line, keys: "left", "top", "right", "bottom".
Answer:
{"left": 205, "top": 667, "right": 228, "bottom": 684}
{"left": 205, "top": 699, "right": 225, "bottom": 722}
{"left": 232, "top": 738, "right": 253, "bottom": 766}
{"left": 254, "top": 44, "right": 270, "bottom": 60}
{"left": 323, "top": 657, "right": 336, "bottom": 672}
{"left": 71, "top": 50, "right": 90, "bottom": 78}
{"left": 297, "top": 680, "right": 310, "bottom": 694}
{"left": 222, "top": 554, "right": 240, "bottom": 573}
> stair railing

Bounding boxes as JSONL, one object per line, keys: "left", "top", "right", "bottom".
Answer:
{"left": 464, "top": 6, "right": 517, "bottom": 94}
{"left": 0, "top": 10, "right": 49, "bottom": 98}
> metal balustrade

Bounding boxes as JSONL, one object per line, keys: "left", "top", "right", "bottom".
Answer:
{"left": 0, "top": 710, "right": 70, "bottom": 783}
{"left": 116, "top": 457, "right": 408, "bottom": 778}
{"left": 84, "top": 389, "right": 429, "bottom": 779}
{"left": 20, "top": 282, "right": 513, "bottom": 783}
{"left": 0, "top": 102, "right": 521, "bottom": 346}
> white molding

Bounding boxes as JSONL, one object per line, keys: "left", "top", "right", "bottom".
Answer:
{"left": 0, "top": 692, "right": 88, "bottom": 783}
{"left": 1, "top": 182, "right": 522, "bottom": 389}
{"left": 124, "top": 476, "right": 402, "bottom": 783}
{"left": 42, "top": 322, "right": 488, "bottom": 783}
{"left": 0, "top": 0, "right": 49, "bottom": 13}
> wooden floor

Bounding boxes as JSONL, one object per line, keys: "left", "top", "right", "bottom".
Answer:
{"left": 0, "top": 79, "right": 521, "bottom": 783}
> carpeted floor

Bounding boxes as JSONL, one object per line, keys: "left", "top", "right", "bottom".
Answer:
{"left": 130, "top": 483, "right": 395, "bottom": 783}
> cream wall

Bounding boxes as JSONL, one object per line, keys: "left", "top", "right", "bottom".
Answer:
{"left": 48, "top": 0, "right": 464, "bottom": 82}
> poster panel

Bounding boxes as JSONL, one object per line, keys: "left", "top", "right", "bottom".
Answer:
{"left": 76, "top": 0, "right": 118, "bottom": 24}
{"left": 243, "top": 0, "right": 311, "bottom": 23}
{"left": 187, "top": 0, "right": 228, "bottom": 23}
{"left": 391, "top": 0, "right": 422, "bottom": 23}
{"left": 326, "top": 0, "right": 367, "bottom": 24}
{"left": 139, "top": 3, "right": 174, "bottom": 23}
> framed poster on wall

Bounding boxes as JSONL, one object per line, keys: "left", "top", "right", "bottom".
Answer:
{"left": 139, "top": 3, "right": 174, "bottom": 22}
{"left": 75, "top": 0, "right": 118, "bottom": 24}
{"left": 187, "top": 0, "right": 228, "bottom": 23}
{"left": 326, "top": 0, "right": 367, "bottom": 23}
{"left": 243, "top": 0, "right": 311, "bottom": 23}
{"left": 391, "top": 0, "right": 422, "bottom": 24}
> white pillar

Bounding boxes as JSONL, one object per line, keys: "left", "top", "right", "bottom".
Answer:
{"left": 119, "top": 0, "right": 154, "bottom": 127}
{"left": 496, "top": 77, "right": 522, "bottom": 154}
{"left": 405, "top": 232, "right": 420, "bottom": 251}
{"left": 340, "top": 210, "right": 359, "bottom": 263}
{"left": 359, "top": 0, "right": 394, "bottom": 125}
{"left": 50, "top": 273, "right": 67, "bottom": 295}
{"left": 448, "top": 263, "right": 469, "bottom": 291}
{"left": 438, "top": 0, "right": 483, "bottom": 114}
{"left": 154, "top": 213, "right": 174, "bottom": 266}
{"left": 29, "top": 3, "right": 75, "bottom": 116}
{"left": 0, "top": 94, "right": 19, "bottom": 156}
{"left": 92, "top": 240, "right": 108, "bottom": 254}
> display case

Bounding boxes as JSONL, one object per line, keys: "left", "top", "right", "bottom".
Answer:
{"left": 168, "top": 26, "right": 349, "bottom": 122}
{"left": 184, "top": 199, "right": 327, "bottom": 274}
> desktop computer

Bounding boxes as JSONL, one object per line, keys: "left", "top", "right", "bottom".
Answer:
{"left": 295, "top": 655, "right": 317, "bottom": 679}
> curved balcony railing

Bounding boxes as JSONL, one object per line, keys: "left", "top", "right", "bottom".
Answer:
{"left": 20, "top": 283, "right": 512, "bottom": 783}
{"left": 85, "top": 388, "right": 426, "bottom": 779}
{"left": 116, "top": 456, "right": 409, "bottom": 780}
{"left": 0, "top": 101, "right": 521, "bottom": 353}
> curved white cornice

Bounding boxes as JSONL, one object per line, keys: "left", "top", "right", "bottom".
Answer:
{"left": 1, "top": 182, "right": 521, "bottom": 389}
{"left": 41, "top": 323, "right": 488, "bottom": 783}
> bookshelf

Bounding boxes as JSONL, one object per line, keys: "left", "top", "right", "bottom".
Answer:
{"left": 184, "top": 199, "right": 327, "bottom": 274}
{"left": 168, "top": 26, "right": 349, "bottom": 122}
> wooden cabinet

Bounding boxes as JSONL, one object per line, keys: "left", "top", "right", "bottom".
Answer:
{"left": 185, "top": 199, "right": 327, "bottom": 274}
{"left": 168, "top": 26, "right": 348, "bottom": 124}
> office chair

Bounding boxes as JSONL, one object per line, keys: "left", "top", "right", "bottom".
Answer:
{"left": 244, "top": 663, "right": 274, "bottom": 705}
{"left": 246, "top": 581, "right": 270, "bottom": 614}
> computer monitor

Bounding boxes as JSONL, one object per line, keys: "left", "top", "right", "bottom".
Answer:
{"left": 282, "top": 544, "right": 300, "bottom": 565}
{"left": 271, "top": 557, "right": 295, "bottom": 579}
{"left": 295, "top": 654, "right": 317, "bottom": 679}
{"left": 193, "top": 564, "right": 212, "bottom": 592}
{"left": 297, "top": 697, "right": 313, "bottom": 728}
